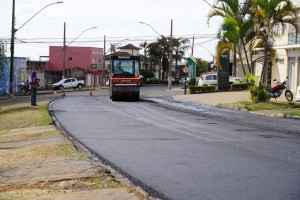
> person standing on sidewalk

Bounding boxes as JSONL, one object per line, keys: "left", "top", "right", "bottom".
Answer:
{"left": 29, "top": 70, "right": 40, "bottom": 106}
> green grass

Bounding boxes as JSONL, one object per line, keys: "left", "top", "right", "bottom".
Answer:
{"left": 242, "top": 101, "right": 300, "bottom": 111}
{"left": 220, "top": 101, "right": 300, "bottom": 117}
{"left": 283, "top": 110, "right": 300, "bottom": 117}
{"left": 0, "top": 102, "right": 53, "bottom": 131}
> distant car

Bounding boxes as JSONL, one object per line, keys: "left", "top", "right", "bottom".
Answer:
{"left": 52, "top": 78, "right": 84, "bottom": 90}
{"left": 198, "top": 72, "right": 243, "bottom": 86}
{"left": 229, "top": 76, "right": 244, "bottom": 85}
{"left": 198, "top": 73, "right": 217, "bottom": 86}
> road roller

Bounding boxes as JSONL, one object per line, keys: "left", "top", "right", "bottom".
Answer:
{"left": 109, "top": 55, "right": 141, "bottom": 101}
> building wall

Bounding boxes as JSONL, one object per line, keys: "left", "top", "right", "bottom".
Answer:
{"left": 0, "top": 57, "right": 27, "bottom": 95}
{"left": 119, "top": 49, "right": 139, "bottom": 56}
{"left": 47, "top": 46, "right": 104, "bottom": 72}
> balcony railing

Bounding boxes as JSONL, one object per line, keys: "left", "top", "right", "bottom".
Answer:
{"left": 288, "top": 34, "right": 300, "bottom": 45}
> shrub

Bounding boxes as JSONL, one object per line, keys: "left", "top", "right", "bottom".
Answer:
{"left": 244, "top": 73, "right": 257, "bottom": 88}
{"left": 249, "top": 85, "right": 270, "bottom": 102}
{"left": 189, "top": 78, "right": 196, "bottom": 86}
{"left": 189, "top": 85, "right": 216, "bottom": 94}
{"left": 231, "top": 83, "right": 248, "bottom": 90}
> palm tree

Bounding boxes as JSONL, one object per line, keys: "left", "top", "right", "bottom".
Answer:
{"left": 252, "top": 0, "right": 300, "bottom": 86}
{"left": 108, "top": 43, "right": 118, "bottom": 54}
{"left": 172, "top": 37, "right": 190, "bottom": 80}
{"left": 208, "top": 0, "right": 254, "bottom": 76}
{"left": 147, "top": 41, "right": 164, "bottom": 80}
{"left": 139, "top": 41, "right": 148, "bottom": 69}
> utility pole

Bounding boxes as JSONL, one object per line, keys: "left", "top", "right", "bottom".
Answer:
{"left": 103, "top": 34, "right": 106, "bottom": 85}
{"left": 62, "top": 22, "right": 66, "bottom": 79}
{"left": 191, "top": 36, "right": 194, "bottom": 56}
{"left": 167, "top": 19, "right": 173, "bottom": 90}
{"left": 9, "top": 0, "right": 16, "bottom": 97}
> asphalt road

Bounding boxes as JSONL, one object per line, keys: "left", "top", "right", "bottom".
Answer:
{"left": 50, "top": 86, "right": 300, "bottom": 200}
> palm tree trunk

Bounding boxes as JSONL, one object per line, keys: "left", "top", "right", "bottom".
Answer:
{"left": 237, "top": 46, "right": 246, "bottom": 75}
{"left": 242, "top": 40, "right": 251, "bottom": 73}
{"left": 233, "top": 44, "right": 237, "bottom": 76}
{"left": 259, "top": 40, "right": 269, "bottom": 87}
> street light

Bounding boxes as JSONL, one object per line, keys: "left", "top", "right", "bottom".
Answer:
{"left": 139, "top": 22, "right": 161, "bottom": 37}
{"left": 67, "top": 27, "right": 97, "bottom": 46}
{"left": 62, "top": 25, "right": 97, "bottom": 78}
{"left": 194, "top": 43, "right": 215, "bottom": 61}
{"left": 139, "top": 20, "right": 173, "bottom": 90}
{"left": 9, "top": 1, "right": 63, "bottom": 96}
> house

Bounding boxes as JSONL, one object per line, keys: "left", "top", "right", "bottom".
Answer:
{"left": 46, "top": 46, "right": 104, "bottom": 87}
{"left": 233, "top": 17, "right": 300, "bottom": 94}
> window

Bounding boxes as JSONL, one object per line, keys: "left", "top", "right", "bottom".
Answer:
{"left": 113, "top": 59, "right": 134, "bottom": 74}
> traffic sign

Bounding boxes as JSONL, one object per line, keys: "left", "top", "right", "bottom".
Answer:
{"left": 183, "top": 66, "right": 189, "bottom": 74}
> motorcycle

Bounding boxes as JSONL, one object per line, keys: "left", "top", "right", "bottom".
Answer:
{"left": 266, "top": 79, "right": 293, "bottom": 102}
{"left": 17, "top": 80, "right": 30, "bottom": 93}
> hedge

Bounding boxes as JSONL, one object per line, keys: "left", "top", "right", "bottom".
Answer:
{"left": 230, "top": 82, "right": 248, "bottom": 90}
{"left": 189, "top": 85, "right": 216, "bottom": 94}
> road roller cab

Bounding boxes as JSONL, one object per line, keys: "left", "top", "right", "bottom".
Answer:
{"left": 109, "top": 55, "right": 141, "bottom": 101}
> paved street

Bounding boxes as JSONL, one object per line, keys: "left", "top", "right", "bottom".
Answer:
{"left": 50, "top": 87, "right": 300, "bottom": 200}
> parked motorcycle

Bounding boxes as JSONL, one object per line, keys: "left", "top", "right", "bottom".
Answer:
{"left": 17, "top": 80, "right": 30, "bottom": 93}
{"left": 266, "top": 79, "right": 293, "bottom": 102}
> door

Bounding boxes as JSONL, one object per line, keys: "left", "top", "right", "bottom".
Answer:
{"left": 288, "top": 57, "right": 296, "bottom": 90}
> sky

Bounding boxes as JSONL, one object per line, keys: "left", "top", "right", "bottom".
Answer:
{"left": 1, "top": 0, "right": 228, "bottom": 62}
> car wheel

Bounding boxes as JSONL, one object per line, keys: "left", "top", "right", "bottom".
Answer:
{"left": 78, "top": 84, "right": 83, "bottom": 89}
{"left": 59, "top": 85, "right": 64, "bottom": 90}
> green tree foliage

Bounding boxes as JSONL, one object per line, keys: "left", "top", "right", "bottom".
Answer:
{"left": 140, "top": 68, "right": 154, "bottom": 80}
{"left": 139, "top": 41, "right": 148, "bottom": 69}
{"left": 208, "top": 0, "right": 254, "bottom": 75}
{"left": 147, "top": 36, "right": 190, "bottom": 80}
{"left": 252, "top": 0, "right": 300, "bottom": 85}
{"left": 195, "top": 58, "right": 209, "bottom": 76}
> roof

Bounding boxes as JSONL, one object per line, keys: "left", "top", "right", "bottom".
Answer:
{"left": 118, "top": 44, "right": 141, "bottom": 50}
{"left": 105, "top": 52, "right": 132, "bottom": 60}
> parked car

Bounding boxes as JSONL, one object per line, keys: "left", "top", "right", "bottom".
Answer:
{"left": 52, "top": 78, "right": 84, "bottom": 90}
{"left": 198, "top": 72, "right": 243, "bottom": 86}
{"left": 296, "top": 85, "right": 300, "bottom": 102}
{"left": 229, "top": 76, "right": 244, "bottom": 85}
{"left": 198, "top": 73, "right": 217, "bottom": 86}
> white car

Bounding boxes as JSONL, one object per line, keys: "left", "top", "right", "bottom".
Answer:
{"left": 198, "top": 73, "right": 217, "bottom": 86}
{"left": 296, "top": 85, "right": 300, "bottom": 102}
{"left": 198, "top": 73, "right": 243, "bottom": 86}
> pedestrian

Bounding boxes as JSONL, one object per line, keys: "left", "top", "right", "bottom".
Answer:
{"left": 29, "top": 70, "right": 39, "bottom": 106}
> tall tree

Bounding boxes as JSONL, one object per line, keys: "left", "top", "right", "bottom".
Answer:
{"left": 252, "top": 0, "right": 299, "bottom": 85}
{"left": 208, "top": 0, "right": 254, "bottom": 75}
{"left": 108, "top": 43, "right": 118, "bottom": 53}
{"left": 172, "top": 37, "right": 190, "bottom": 80}
{"left": 139, "top": 41, "right": 148, "bottom": 69}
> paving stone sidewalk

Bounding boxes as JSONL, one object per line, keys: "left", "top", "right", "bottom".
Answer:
{"left": 0, "top": 125, "right": 150, "bottom": 200}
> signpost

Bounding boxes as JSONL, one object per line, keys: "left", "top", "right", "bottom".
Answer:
{"left": 183, "top": 66, "right": 189, "bottom": 95}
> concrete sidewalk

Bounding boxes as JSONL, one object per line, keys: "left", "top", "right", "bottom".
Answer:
{"left": 173, "top": 90, "right": 287, "bottom": 106}
{"left": 173, "top": 90, "right": 300, "bottom": 119}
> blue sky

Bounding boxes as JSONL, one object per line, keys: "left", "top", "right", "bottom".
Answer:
{"left": 6, "top": 0, "right": 291, "bottom": 62}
